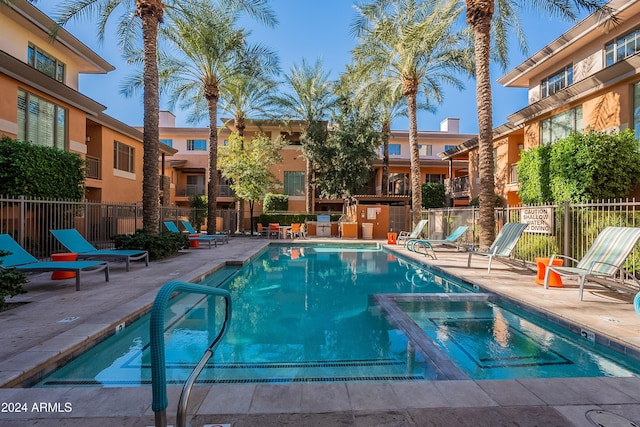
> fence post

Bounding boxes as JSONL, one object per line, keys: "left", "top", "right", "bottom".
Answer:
{"left": 563, "top": 200, "right": 570, "bottom": 258}
{"left": 18, "top": 195, "right": 25, "bottom": 246}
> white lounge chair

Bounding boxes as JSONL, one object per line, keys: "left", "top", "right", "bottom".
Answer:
{"left": 544, "top": 226, "right": 640, "bottom": 300}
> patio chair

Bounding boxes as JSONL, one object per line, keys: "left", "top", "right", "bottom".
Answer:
{"left": 163, "top": 222, "right": 217, "bottom": 248}
{"left": 50, "top": 229, "right": 149, "bottom": 272}
{"left": 268, "top": 223, "right": 280, "bottom": 239}
{"left": 286, "top": 223, "right": 301, "bottom": 239}
{"left": 467, "top": 222, "right": 529, "bottom": 273}
{"left": 0, "top": 234, "right": 109, "bottom": 291}
{"left": 544, "top": 226, "right": 640, "bottom": 300}
{"left": 180, "top": 220, "right": 229, "bottom": 244}
{"left": 396, "top": 219, "right": 428, "bottom": 246}
{"left": 256, "top": 223, "right": 267, "bottom": 237}
{"left": 405, "top": 226, "right": 470, "bottom": 259}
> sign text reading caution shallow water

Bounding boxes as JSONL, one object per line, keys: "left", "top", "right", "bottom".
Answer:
{"left": 521, "top": 207, "right": 553, "bottom": 234}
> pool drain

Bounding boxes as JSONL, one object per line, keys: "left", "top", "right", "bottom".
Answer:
{"left": 585, "top": 409, "right": 638, "bottom": 427}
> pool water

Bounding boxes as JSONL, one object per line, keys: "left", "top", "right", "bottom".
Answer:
{"left": 35, "top": 244, "right": 639, "bottom": 387}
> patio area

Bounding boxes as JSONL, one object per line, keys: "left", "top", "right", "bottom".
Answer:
{"left": 0, "top": 236, "right": 639, "bottom": 426}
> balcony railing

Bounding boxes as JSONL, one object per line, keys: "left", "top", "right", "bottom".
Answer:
{"left": 176, "top": 184, "right": 235, "bottom": 198}
{"left": 445, "top": 175, "right": 470, "bottom": 196}
{"left": 86, "top": 156, "right": 100, "bottom": 179}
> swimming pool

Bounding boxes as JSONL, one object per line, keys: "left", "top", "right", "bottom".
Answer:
{"left": 35, "top": 243, "right": 640, "bottom": 387}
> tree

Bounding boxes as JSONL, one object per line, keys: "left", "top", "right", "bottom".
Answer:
{"left": 121, "top": 1, "right": 277, "bottom": 234}
{"left": 312, "top": 77, "right": 382, "bottom": 199}
{"left": 340, "top": 65, "right": 407, "bottom": 196}
{"left": 352, "top": 0, "right": 474, "bottom": 228}
{"left": 273, "top": 58, "right": 336, "bottom": 213}
{"left": 218, "top": 132, "right": 285, "bottom": 235}
{"left": 55, "top": 0, "right": 277, "bottom": 234}
{"left": 220, "top": 74, "right": 280, "bottom": 233}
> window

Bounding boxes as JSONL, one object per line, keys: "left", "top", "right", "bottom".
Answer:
{"left": 114, "top": 141, "right": 135, "bottom": 173}
{"left": 444, "top": 145, "right": 456, "bottom": 151}
{"left": 418, "top": 144, "right": 432, "bottom": 157}
{"left": 187, "top": 139, "right": 207, "bottom": 151}
{"left": 425, "top": 174, "right": 445, "bottom": 184}
{"left": 540, "top": 65, "right": 573, "bottom": 98}
{"left": 160, "top": 139, "right": 173, "bottom": 147}
{"left": 605, "top": 27, "right": 640, "bottom": 67}
{"left": 284, "top": 171, "right": 305, "bottom": 196}
{"left": 388, "top": 144, "right": 401, "bottom": 155}
{"left": 632, "top": 82, "right": 640, "bottom": 140}
{"left": 540, "top": 106, "right": 583, "bottom": 145}
{"left": 17, "top": 89, "right": 66, "bottom": 148}
{"left": 27, "top": 44, "right": 65, "bottom": 82}
{"left": 388, "top": 173, "right": 409, "bottom": 195}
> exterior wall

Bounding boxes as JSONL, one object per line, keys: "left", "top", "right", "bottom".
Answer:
{"left": 0, "top": 76, "right": 18, "bottom": 138}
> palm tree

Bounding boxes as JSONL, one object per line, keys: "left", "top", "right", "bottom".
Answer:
{"left": 220, "top": 74, "right": 280, "bottom": 233}
{"left": 273, "top": 58, "right": 336, "bottom": 213}
{"left": 352, "top": 0, "right": 474, "bottom": 228}
{"left": 121, "top": 2, "right": 277, "bottom": 234}
{"left": 54, "top": 0, "right": 276, "bottom": 234}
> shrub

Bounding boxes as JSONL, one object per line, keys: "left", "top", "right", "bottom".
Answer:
{"left": 421, "top": 182, "right": 446, "bottom": 208}
{"left": 517, "top": 144, "right": 552, "bottom": 204}
{"left": 189, "top": 195, "right": 207, "bottom": 231}
{"left": 113, "top": 230, "right": 188, "bottom": 261}
{"left": 263, "top": 193, "right": 288, "bottom": 212}
{"left": 0, "top": 251, "right": 27, "bottom": 311}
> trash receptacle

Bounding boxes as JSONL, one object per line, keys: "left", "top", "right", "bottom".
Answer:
{"left": 362, "top": 223, "right": 373, "bottom": 240}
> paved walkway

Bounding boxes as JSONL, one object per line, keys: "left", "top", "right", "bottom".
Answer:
{"left": 0, "top": 237, "right": 639, "bottom": 426}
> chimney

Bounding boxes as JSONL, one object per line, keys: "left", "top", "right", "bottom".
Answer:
{"left": 159, "top": 111, "right": 176, "bottom": 128}
{"left": 440, "top": 118, "right": 460, "bottom": 134}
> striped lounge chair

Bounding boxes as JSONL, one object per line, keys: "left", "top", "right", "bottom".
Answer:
{"left": 467, "top": 222, "right": 529, "bottom": 273}
{"left": 544, "top": 226, "right": 640, "bottom": 300}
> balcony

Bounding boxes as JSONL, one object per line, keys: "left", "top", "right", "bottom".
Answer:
{"left": 445, "top": 175, "right": 470, "bottom": 199}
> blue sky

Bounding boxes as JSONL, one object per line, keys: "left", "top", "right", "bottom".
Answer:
{"left": 36, "top": 1, "right": 585, "bottom": 134}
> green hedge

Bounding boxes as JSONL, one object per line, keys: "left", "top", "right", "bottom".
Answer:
{"left": 113, "top": 230, "right": 189, "bottom": 261}
{"left": 256, "top": 213, "right": 342, "bottom": 227}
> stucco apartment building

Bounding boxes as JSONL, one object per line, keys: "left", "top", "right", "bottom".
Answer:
{"left": 157, "top": 111, "right": 474, "bottom": 229}
{"left": 442, "top": 0, "right": 640, "bottom": 206}
{"left": 0, "top": 1, "right": 175, "bottom": 205}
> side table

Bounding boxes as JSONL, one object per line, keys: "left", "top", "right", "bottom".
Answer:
{"left": 51, "top": 252, "right": 78, "bottom": 280}
{"left": 535, "top": 257, "right": 564, "bottom": 287}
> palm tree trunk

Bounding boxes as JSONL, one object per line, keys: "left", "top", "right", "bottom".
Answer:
{"left": 305, "top": 159, "right": 313, "bottom": 213}
{"left": 381, "top": 121, "right": 390, "bottom": 196}
{"left": 405, "top": 81, "right": 422, "bottom": 228}
{"left": 468, "top": 0, "right": 496, "bottom": 249}
{"left": 236, "top": 118, "right": 245, "bottom": 234}
{"left": 140, "top": 9, "right": 162, "bottom": 234}
{"left": 206, "top": 91, "right": 219, "bottom": 235}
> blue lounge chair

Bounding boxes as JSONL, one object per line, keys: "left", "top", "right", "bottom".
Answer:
{"left": 50, "top": 229, "right": 148, "bottom": 271}
{"left": 163, "top": 221, "right": 217, "bottom": 248}
{"left": 180, "top": 220, "right": 229, "bottom": 244}
{"left": 467, "top": 222, "right": 529, "bottom": 273}
{"left": 396, "top": 219, "right": 428, "bottom": 245}
{"left": 544, "top": 226, "right": 640, "bottom": 300}
{"left": 0, "top": 234, "right": 109, "bottom": 291}
{"left": 405, "top": 225, "right": 469, "bottom": 259}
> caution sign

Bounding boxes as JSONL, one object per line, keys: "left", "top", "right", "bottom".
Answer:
{"left": 521, "top": 207, "right": 553, "bottom": 234}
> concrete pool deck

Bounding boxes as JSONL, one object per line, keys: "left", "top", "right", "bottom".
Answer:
{"left": 0, "top": 236, "right": 639, "bottom": 426}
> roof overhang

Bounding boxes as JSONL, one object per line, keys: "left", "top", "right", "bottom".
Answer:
{"left": 1, "top": 49, "right": 105, "bottom": 115}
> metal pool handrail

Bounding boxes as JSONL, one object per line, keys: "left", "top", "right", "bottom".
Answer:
{"left": 149, "top": 280, "right": 232, "bottom": 427}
